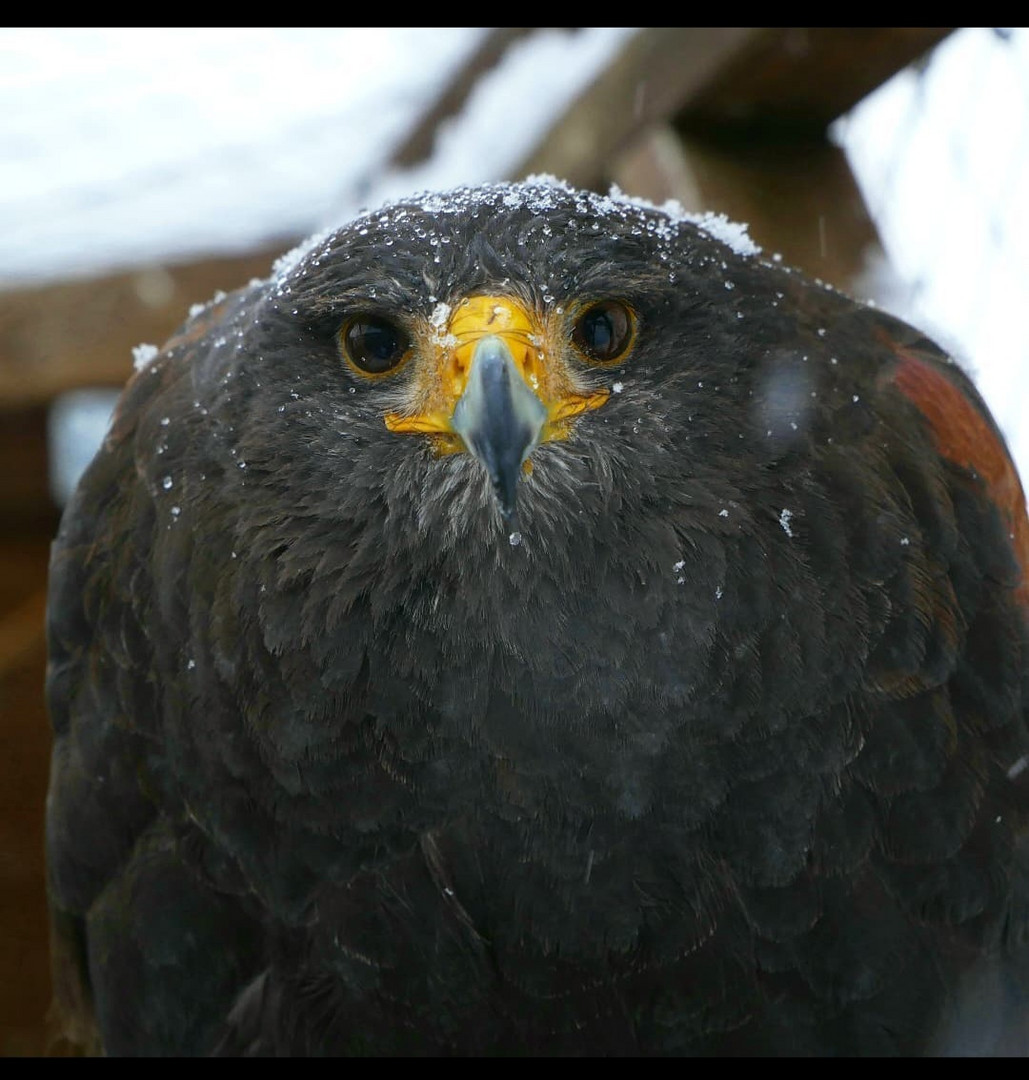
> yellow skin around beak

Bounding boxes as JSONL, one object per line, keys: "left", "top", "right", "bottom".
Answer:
{"left": 383, "top": 295, "right": 610, "bottom": 453}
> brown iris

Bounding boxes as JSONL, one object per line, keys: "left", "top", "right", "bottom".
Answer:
{"left": 571, "top": 300, "right": 635, "bottom": 364}
{"left": 341, "top": 315, "right": 410, "bottom": 375}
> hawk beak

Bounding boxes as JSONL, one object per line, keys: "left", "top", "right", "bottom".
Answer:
{"left": 383, "top": 294, "right": 610, "bottom": 526}
{"left": 451, "top": 335, "right": 546, "bottom": 524}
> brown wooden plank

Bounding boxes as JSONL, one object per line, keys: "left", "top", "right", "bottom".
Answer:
{"left": 677, "top": 27, "right": 955, "bottom": 141}
{"left": 610, "top": 124, "right": 895, "bottom": 299}
{"left": 512, "top": 28, "right": 762, "bottom": 189}
{"left": 0, "top": 406, "right": 56, "bottom": 528}
{"left": 514, "top": 27, "right": 953, "bottom": 189}
{"left": 0, "top": 246, "right": 291, "bottom": 410}
{"left": 0, "top": 532, "right": 54, "bottom": 1056}
{"left": 0, "top": 587, "right": 46, "bottom": 679}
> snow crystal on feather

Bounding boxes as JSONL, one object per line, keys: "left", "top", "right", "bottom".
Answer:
{"left": 132, "top": 343, "right": 160, "bottom": 371}
{"left": 271, "top": 225, "right": 338, "bottom": 291}
{"left": 270, "top": 176, "right": 761, "bottom": 291}
{"left": 401, "top": 176, "right": 762, "bottom": 256}
{"left": 605, "top": 183, "right": 761, "bottom": 257}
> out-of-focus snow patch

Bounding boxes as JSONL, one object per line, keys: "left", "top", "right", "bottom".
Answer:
{"left": 0, "top": 27, "right": 636, "bottom": 289}
{"left": 835, "top": 26, "right": 1029, "bottom": 487}
{"left": 0, "top": 28, "right": 488, "bottom": 287}
{"left": 48, "top": 388, "right": 121, "bottom": 504}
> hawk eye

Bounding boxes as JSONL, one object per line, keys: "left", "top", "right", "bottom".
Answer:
{"left": 572, "top": 300, "right": 635, "bottom": 364}
{"left": 340, "top": 315, "right": 410, "bottom": 375}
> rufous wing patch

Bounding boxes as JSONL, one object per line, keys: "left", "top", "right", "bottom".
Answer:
{"left": 888, "top": 345, "right": 1029, "bottom": 606}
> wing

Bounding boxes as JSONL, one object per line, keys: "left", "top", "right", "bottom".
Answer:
{"left": 804, "top": 302, "right": 1029, "bottom": 1052}
{"left": 684, "top": 283, "right": 1029, "bottom": 1053}
{"left": 875, "top": 312, "right": 1029, "bottom": 1053}
{"left": 45, "top": 301, "right": 265, "bottom": 1055}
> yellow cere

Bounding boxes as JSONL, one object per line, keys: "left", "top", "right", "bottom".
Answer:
{"left": 446, "top": 295, "right": 539, "bottom": 401}
{"left": 384, "top": 294, "right": 610, "bottom": 448}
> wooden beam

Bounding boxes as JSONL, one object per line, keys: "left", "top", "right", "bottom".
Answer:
{"left": 0, "top": 405, "right": 57, "bottom": 528}
{"left": 0, "top": 532, "right": 54, "bottom": 1056}
{"left": 611, "top": 124, "right": 879, "bottom": 294}
{"left": 677, "top": 27, "right": 954, "bottom": 140}
{"left": 0, "top": 246, "right": 291, "bottom": 410}
{"left": 389, "top": 28, "right": 548, "bottom": 169}
{"left": 610, "top": 124, "right": 904, "bottom": 300}
{"left": 512, "top": 28, "right": 762, "bottom": 189}
{"left": 513, "top": 27, "right": 953, "bottom": 188}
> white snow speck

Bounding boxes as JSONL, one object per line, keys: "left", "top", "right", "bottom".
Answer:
{"left": 779, "top": 509, "right": 794, "bottom": 537}
{"left": 508, "top": 531, "right": 523, "bottom": 547}
{"left": 132, "top": 343, "right": 159, "bottom": 371}
{"left": 685, "top": 211, "right": 761, "bottom": 257}
{"left": 161, "top": 475, "right": 173, "bottom": 490}
{"left": 673, "top": 559, "right": 686, "bottom": 572}
{"left": 718, "top": 508, "right": 729, "bottom": 518}
{"left": 1008, "top": 755, "right": 1029, "bottom": 779}
{"left": 271, "top": 225, "right": 336, "bottom": 287}
{"left": 715, "top": 585, "right": 723, "bottom": 600}
{"left": 612, "top": 381, "right": 624, "bottom": 394}
{"left": 900, "top": 536, "right": 910, "bottom": 546}
{"left": 170, "top": 505, "right": 181, "bottom": 517}
{"left": 187, "top": 658, "right": 196, "bottom": 670}
{"left": 604, "top": 186, "right": 760, "bottom": 256}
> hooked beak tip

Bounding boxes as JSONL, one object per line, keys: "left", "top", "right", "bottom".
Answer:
{"left": 451, "top": 335, "right": 546, "bottom": 528}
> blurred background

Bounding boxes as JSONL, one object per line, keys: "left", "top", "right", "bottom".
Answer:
{"left": 1, "top": 27, "right": 1025, "bottom": 1054}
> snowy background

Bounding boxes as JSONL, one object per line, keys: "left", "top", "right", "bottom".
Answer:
{"left": 1, "top": 27, "right": 1026, "bottom": 494}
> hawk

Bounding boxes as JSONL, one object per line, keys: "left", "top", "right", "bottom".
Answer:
{"left": 45, "top": 179, "right": 1029, "bottom": 1054}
